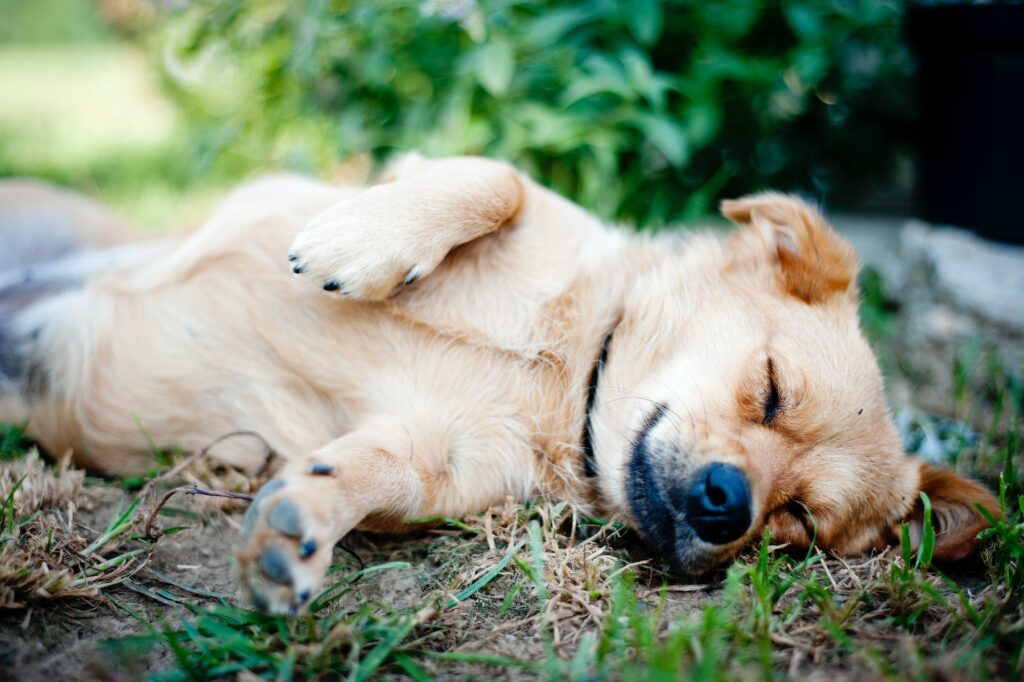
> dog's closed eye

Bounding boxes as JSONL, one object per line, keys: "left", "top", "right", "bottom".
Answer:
{"left": 762, "top": 358, "right": 781, "bottom": 425}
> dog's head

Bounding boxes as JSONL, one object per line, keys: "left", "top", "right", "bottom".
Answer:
{"left": 591, "top": 193, "right": 998, "bottom": 574}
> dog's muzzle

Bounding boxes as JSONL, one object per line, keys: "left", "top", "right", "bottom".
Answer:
{"left": 626, "top": 432, "right": 754, "bottom": 572}
{"left": 682, "top": 463, "right": 751, "bottom": 545}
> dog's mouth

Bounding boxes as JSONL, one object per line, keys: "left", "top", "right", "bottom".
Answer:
{"left": 623, "top": 406, "right": 754, "bottom": 574}
{"left": 581, "top": 324, "right": 617, "bottom": 477}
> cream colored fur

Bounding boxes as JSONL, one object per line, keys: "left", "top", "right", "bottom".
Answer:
{"left": 0, "top": 154, "right": 997, "bottom": 613}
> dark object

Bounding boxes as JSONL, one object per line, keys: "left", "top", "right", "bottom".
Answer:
{"left": 908, "top": 4, "right": 1024, "bottom": 244}
{"left": 684, "top": 463, "right": 752, "bottom": 545}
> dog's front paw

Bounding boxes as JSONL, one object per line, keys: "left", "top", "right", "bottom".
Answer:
{"left": 236, "top": 473, "right": 348, "bottom": 614}
{"left": 287, "top": 184, "right": 446, "bottom": 300}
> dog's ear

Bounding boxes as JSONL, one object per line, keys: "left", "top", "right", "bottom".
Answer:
{"left": 894, "top": 462, "right": 1000, "bottom": 562}
{"left": 721, "top": 192, "right": 859, "bottom": 305}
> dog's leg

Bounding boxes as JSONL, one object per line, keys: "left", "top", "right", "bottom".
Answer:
{"left": 236, "top": 415, "right": 534, "bottom": 613}
{"left": 287, "top": 157, "right": 524, "bottom": 300}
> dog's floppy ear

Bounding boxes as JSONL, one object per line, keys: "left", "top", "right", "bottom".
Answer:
{"left": 721, "top": 192, "right": 859, "bottom": 305}
{"left": 895, "top": 462, "right": 1000, "bottom": 562}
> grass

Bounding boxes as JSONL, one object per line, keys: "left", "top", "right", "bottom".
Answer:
{"left": 0, "top": 422, "right": 33, "bottom": 461}
{"left": 85, "top": 483, "right": 1023, "bottom": 680}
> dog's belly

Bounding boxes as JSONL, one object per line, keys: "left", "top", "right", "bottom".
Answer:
{"left": 29, "top": 250, "right": 543, "bottom": 477}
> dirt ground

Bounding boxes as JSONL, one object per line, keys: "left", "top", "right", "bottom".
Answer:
{"left": 0, "top": 478, "right": 993, "bottom": 682}
{"left": 0, "top": 473, "right": 714, "bottom": 680}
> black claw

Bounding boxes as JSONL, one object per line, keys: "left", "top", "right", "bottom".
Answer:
{"left": 309, "top": 462, "right": 334, "bottom": 475}
{"left": 288, "top": 253, "right": 298, "bottom": 262}
{"left": 299, "top": 539, "right": 317, "bottom": 558}
{"left": 292, "top": 264, "right": 304, "bottom": 274}
{"left": 403, "top": 270, "right": 419, "bottom": 286}
{"left": 323, "top": 279, "right": 340, "bottom": 291}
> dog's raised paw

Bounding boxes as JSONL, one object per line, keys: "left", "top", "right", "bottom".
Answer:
{"left": 287, "top": 184, "right": 446, "bottom": 301}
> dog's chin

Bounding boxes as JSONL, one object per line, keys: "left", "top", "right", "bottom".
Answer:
{"left": 631, "top": 517, "right": 739, "bottom": 577}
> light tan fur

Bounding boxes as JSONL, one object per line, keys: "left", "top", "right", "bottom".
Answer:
{"left": 0, "top": 155, "right": 998, "bottom": 613}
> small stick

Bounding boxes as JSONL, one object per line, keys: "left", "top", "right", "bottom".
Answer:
{"left": 138, "top": 430, "right": 273, "bottom": 503}
{"left": 144, "top": 484, "right": 253, "bottom": 541}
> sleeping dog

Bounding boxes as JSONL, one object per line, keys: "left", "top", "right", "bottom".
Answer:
{"left": 0, "top": 154, "right": 997, "bottom": 613}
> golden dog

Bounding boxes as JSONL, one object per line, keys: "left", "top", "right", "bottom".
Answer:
{"left": 0, "top": 154, "right": 998, "bottom": 613}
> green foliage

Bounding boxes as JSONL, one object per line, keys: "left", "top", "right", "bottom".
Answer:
{"left": 858, "top": 266, "right": 899, "bottom": 342}
{"left": 979, "top": 474, "right": 1024, "bottom": 599}
{"left": 159, "top": 0, "right": 912, "bottom": 224}
{"left": 102, "top": 560, "right": 436, "bottom": 680}
{"left": 0, "top": 422, "right": 34, "bottom": 461}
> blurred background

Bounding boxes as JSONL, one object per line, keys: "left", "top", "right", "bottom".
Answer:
{"left": 0, "top": 0, "right": 920, "bottom": 229}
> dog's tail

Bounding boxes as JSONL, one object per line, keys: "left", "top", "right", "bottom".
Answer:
{"left": 0, "top": 180, "right": 149, "bottom": 423}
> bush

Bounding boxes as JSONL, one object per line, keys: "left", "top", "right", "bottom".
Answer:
{"left": 160, "top": 0, "right": 912, "bottom": 224}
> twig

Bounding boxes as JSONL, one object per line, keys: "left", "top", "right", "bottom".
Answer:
{"left": 138, "top": 430, "right": 273, "bottom": 503}
{"left": 144, "top": 484, "right": 253, "bottom": 541}
{"left": 336, "top": 542, "right": 366, "bottom": 574}
{"left": 771, "top": 633, "right": 818, "bottom": 655}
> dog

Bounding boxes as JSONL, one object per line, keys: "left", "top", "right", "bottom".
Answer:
{"left": 0, "top": 153, "right": 998, "bottom": 614}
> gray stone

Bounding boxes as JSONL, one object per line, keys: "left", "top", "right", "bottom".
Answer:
{"left": 898, "top": 221, "right": 1024, "bottom": 370}
{"left": 833, "top": 214, "right": 905, "bottom": 291}
{"left": 901, "top": 221, "right": 1024, "bottom": 332}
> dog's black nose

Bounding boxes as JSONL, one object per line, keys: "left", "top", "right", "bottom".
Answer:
{"left": 684, "top": 463, "right": 752, "bottom": 544}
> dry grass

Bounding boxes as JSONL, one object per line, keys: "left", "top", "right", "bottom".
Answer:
{"left": 0, "top": 447, "right": 1021, "bottom": 679}
{"left": 0, "top": 451, "right": 97, "bottom": 607}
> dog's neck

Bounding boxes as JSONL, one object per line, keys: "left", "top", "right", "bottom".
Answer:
{"left": 529, "top": 240, "right": 666, "bottom": 509}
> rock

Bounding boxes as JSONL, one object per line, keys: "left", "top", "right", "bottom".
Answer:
{"left": 899, "top": 220, "right": 1024, "bottom": 370}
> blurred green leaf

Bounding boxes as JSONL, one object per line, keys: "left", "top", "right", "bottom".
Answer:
{"left": 624, "top": 0, "right": 664, "bottom": 46}
{"left": 476, "top": 41, "right": 515, "bottom": 96}
{"left": 630, "top": 113, "right": 689, "bottom": 166}
{"left": 784, "top": 3, "right": 825, "bottom": 41}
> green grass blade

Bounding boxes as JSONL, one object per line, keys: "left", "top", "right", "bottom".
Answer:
{"left": 351, "top": 614, "right": 419, "bottom": 682}
{"left": 445, "top": 540, "right": 522, "bottom": 609}
{"left": 393, "top": 653, "right": 432, "bottom": 682}
{"left": 1, "top": 474, "right": 27, "bottom": 534}
{"left": 917, "top": 491, "right": 935, "bottom": 570}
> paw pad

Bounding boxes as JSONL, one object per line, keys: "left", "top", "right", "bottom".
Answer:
{"left": 259, "top": 545, "right": 292, "bottom": 584}
{"left": 267, "top": 499, "right": 303, "bottom": 537}
{"left": 243, "top": 479, "right": 287, "bottom": 537}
